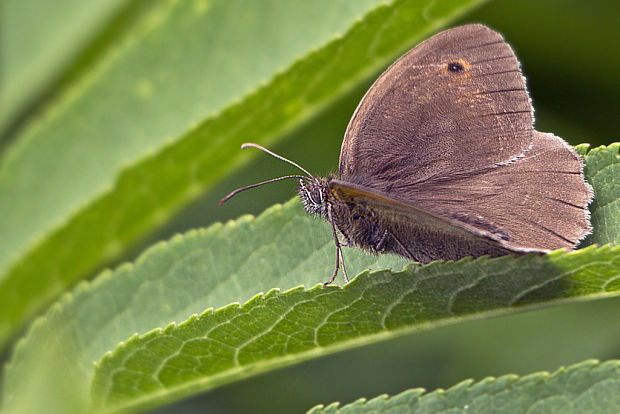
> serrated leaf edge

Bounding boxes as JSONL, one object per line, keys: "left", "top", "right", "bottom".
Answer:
{"left": 308, "top": 359, "right": 619, "bottom": 413}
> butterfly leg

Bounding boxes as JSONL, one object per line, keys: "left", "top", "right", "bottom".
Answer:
{"left": 387, "top": 229, "right": 419, "bottom": 262}
{"left": 325, "top": 203, "right": 349, "bottom": 285}
{"left": 375, "top": 229, "right": 390, "bottom": 252}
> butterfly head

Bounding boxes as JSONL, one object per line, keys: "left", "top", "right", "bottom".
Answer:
{"left": 297, "top": 177, "right": 330, "bottom": 218}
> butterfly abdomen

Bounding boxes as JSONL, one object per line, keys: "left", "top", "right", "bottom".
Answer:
{"left": 330, "top": 200, "right": 389, "bottom": 255}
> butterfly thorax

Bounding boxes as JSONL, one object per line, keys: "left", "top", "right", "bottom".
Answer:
{"left": 297, "top": 176, "right": 332, "bottom": 218}
{"left": 298, "top": 176, "right": 377, "bottom": 256}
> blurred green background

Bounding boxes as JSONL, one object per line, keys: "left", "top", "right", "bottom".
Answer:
{"left": 2, "top": 0, "right": 619, "bottom": 413}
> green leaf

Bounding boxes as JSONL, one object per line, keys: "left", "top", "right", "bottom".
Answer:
{"left": 90, "top": 245, "right": 620, "bottom": 412}
{"left": 2, "top": 200, "right": 410, "bottom": 414}
{"left": 3, "top": 143, "right": 617, "bottom": 414}
{"left": 576, "top": 143, "right": 620, "bottom": 246}
{"left": 308, "top": 359, "right": 620, "bottom": 414}
{"left": 0, "top": 0, "right": 487, "bottom": 351}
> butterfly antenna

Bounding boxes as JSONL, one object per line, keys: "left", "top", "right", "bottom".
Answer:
{"left": 219, "top": 143, "right": 316, "bottom": 205}
{"left": 241, "top": 143, "right": 314, "bottom": 177}
{"left": 219, "top": 174, "right": 309, "bottom": 205}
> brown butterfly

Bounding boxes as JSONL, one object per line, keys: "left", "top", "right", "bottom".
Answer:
{"left": 221, "top": 24, "right": 593, "bottom": 285}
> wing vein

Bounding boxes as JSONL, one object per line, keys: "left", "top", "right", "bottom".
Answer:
{"left": 461, "top": 39, "right": 505, "bottom": 51}
{"left": 482, "top": 110, "right": 530, "bottom": 117}
{"left": 473, "top": 88, "right": 525, "bottom": 95}
{"left": 471, "top": 55, "right": 514, "bottom": 64}
{"left": 543, "top": 196, "right": 588, "bottom": 209}
{"left": 524, "top": 218, "right": 575, "bottom": 245}
{"left": 472, "top": 69, "right": 521, "bottom": 78}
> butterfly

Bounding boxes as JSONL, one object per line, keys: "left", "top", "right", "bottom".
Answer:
{"left": 221, "top": 24, "right": 593, "bottom": 285}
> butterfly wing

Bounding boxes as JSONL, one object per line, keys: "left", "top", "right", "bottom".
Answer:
{"left": 339, "top": 24, "right": 533, "bottom": 187}
{"left": 406, "top": 131, "right": 593, "bottom": 251}
{"left": 328, "top": 179, "right": 541, "bottom": 264}
{"left": 337, "top": 24, "right": 592, "bottom": 254}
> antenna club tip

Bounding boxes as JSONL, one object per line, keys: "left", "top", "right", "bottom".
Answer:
{"left": 240, "top": 143, "right": 255, "bottom": 150}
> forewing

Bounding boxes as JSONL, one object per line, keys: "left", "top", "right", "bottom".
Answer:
{"left": 407, "top": 132, "right": 593, "bottom": 251}
{"left": 339, "top": 24, "right": 533, "bottom": 188}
